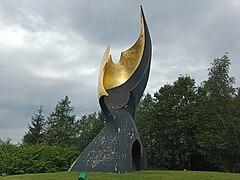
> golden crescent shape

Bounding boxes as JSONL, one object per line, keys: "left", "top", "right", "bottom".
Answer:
{"left": 98, "top": 10, "right": 145, "bottom": 98}
{"left": 98, "top": 45, "right": 110, "bottom": 98}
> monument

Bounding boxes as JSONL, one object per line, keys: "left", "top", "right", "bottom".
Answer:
{"left": 69, "top": 6, "right": 152, "bottom": 173}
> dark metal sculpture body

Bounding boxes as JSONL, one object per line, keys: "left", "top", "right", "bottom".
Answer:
{"left": 70, "top": 7, "right": 151, "bottom": 173}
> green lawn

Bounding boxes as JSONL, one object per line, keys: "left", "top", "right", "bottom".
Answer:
{"left": 1, "top": 171, "right": 240, "bottom": 180}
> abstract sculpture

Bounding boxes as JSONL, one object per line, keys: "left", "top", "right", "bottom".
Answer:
{"left": 69, "top": 6, "right": 151, "bottom": 173}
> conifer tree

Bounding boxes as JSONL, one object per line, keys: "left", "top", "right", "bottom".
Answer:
{"left": 45, "top": 96, "right": 77, "bottom": 147}
{"left": 22, "top": 106, "right": 45, "bottom": 145}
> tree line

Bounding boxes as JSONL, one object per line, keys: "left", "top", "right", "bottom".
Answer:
{"left": 22, "top": 96, "right": 105, "bottom": 152}
{"left": 136, "top": 54, "right": 240, "bottom": 172}
{"left": 1, "top": 54, "right": 240, "bottom": 174}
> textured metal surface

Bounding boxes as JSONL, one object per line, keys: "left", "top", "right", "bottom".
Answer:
{"left": 70, "top": 6, "right": 152, "bottom": 173}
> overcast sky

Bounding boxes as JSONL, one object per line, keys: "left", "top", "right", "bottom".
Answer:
{"left": 1, "top": 0, "right": 240, "bottom": 143}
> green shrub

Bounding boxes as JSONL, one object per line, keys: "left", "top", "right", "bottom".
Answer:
{"left": 0, "top": 141, "right": 79, "bottom": 175}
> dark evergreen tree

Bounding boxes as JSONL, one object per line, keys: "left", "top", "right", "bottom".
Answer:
{"left": 45, "top": 96, "right": 77, "bottom": 147}
{"left": 22, "top": 106, "right": 45, "bottom": 145}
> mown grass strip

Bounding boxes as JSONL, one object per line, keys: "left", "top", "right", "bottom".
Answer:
{"left": 1, "top": 170, "right": 240, "bottom": 180}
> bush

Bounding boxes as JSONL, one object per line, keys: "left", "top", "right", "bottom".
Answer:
{"left": 0, "top": 141, "right": 79, "bottom": 175}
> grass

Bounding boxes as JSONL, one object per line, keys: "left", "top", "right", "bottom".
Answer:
{"left": 1, "top": 170, "right": 240, "bottom": 180}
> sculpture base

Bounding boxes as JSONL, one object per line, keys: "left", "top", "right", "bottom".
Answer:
{"left": 69, "top": 109, "right": 147, "bottom": 173}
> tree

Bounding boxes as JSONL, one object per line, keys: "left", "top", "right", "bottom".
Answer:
{"left": 45, "top": 96, "right": 77, "bottom": 147}
{"left": 136, "top": 93, "right": 156, "bottom": 168}
{"left": 233, "top": 88, "right": 240, "bottom": 171}
{"left": 22, "top": 106, "right": 45, "bottom": 145}
{"left": 153, "top": 75, "right": 198, "bottom": 170}
{"left": 197, "top": 54, "right": 240, "bottom": 172}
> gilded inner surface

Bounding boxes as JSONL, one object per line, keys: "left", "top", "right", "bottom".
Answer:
{"left": 98, "top": 12, "right": 145, "bottom": 98}
{"left": 98, "top": 46, "right": 110, "bottom": 98}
